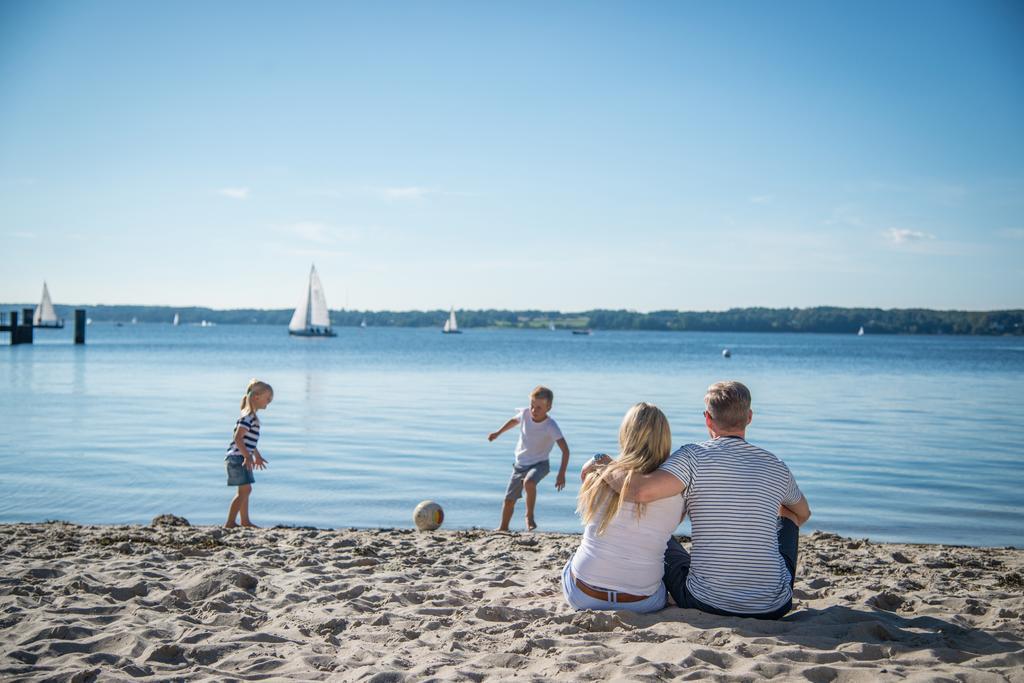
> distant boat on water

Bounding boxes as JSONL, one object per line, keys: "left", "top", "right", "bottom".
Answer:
{"left": 442, "top": 307, "right": 461, "bottom": 334}
{"left": 360, "top": 319, "right": 367, "bottom": 329}
{"left": 289, "top": 264, "right": 336, "bottom": 337}
{"left": 858, "top": 326, "right": 865, "bottom": 336}
{"left": 173, "top": 313, "right": 180, "bottom": 326}
{"left": 33, "top": 282, "right": 64, "bottom": 328}
{"left": 572, "top": 329, "right": 592, "bottom": 336}
{"left": 549, "top": 322, "right": 556, "bottom": 331}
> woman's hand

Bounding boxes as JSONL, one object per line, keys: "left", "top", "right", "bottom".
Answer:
{"left": 580, "top": 453, "right": 612, "bottom": 481}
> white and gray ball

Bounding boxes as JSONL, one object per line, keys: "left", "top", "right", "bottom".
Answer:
{"left": 413, "top": 500, "right": 444, "bottom": 531}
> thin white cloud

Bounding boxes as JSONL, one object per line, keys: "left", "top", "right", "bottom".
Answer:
{"left": 749, "top": 194, "right": 774, "bottom": 204}
{"left": 844, "top": 179, "right": 968, "bottom": 205}
{"left": 824, "top": 205, "right": 868, "bottom": 229}
{"left": 218, "top": 187, "right": 250, "bottom": 200}
{"left": 375, "top": 186, "right": 432, "bottom": 201}
{"left": 281, "top": 221, "right": 361, "bottom": 244}
{"left": 0, "top": 177, "right": 36, "bottom": 187}
{"left": 885, "top": 228, "right": 935, "bottom": 245}
{"left": 286, "top": 247, "right": 350, "bottom": 258}
{"left": 287, "top": 221, "right": 330, "bottom": 243}
{"left": 303, "top": 185, "right": 471, "bottom": 201}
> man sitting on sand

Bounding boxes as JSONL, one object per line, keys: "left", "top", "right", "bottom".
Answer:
{"left": 607, "top": 381, "right": 810, "bottom": 619}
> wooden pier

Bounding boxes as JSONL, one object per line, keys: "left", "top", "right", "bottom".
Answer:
{"left": 0, "top": 308, "right": 86, "bottom": 345}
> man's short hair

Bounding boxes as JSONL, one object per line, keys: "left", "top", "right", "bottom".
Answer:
{"left": 704, "top": 381, "right": 751, "bottom": 430}
{"left": 531, "top": 386, "right": 554, "bottom": 404}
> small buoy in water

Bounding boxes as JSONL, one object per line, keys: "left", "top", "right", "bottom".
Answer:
{"left": 722, "top": 348, "right": 731, "bottom": 358}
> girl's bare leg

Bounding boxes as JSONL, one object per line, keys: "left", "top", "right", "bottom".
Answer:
{"left": 225, "top": 485, "right": 248, "bottom": 527}
{"left": 238, "top": 484, "right": 258, "bottom": 527}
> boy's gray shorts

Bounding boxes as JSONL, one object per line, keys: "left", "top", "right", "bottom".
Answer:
{"left": 504, "top": 460, "right": 550, "bottom": 501}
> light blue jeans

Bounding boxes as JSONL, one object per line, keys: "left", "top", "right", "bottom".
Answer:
{"left": 561, "top": 558, "right": 666, "bottom": 614}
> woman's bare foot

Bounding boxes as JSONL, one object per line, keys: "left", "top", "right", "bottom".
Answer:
{"left": 224, "top": 522, "right": 238, "bottom": 528}
{"left": 240, "top": 522, "right": 260, "bottom": 528}
{"left": 526, "top": 517, "right": 537, "bottom": 531}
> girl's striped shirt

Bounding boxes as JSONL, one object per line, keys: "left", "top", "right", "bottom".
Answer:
{"left": 226, "top": 412, "right": 260, "bottom": 457}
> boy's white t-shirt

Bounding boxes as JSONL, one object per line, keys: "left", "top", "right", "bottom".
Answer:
{"left": 513, "top": 408, "right": 563, "bottom": 467}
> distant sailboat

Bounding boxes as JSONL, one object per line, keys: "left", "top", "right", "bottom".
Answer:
{"left": 548, "top": 322, "right": 556, "bottom": 331}
{"left": 33, "top": 282, "right": 64, "bottom": 328}
{"left": 289, "top": 264, "right": 336, "bottom": 337}
{"left": 173, "top": 313, "right": 180, "bottom": 326}
{"left": 360, "top": 319, "right": 367, "bottom": 328}
{"left": 442, "top": 307, "right": 461, "bottom": 334}
{"left": 857, "top": 326, "right": 865, "bottom": 336}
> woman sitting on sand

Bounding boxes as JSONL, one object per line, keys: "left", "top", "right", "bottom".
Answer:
{"left": 561, "top": 403, "right": 681, "bottom": 613}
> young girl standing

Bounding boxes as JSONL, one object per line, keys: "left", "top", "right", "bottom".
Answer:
{"left": 225, "top": 379, "right": 272, "bottom": 528}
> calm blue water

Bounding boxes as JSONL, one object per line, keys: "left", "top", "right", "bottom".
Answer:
{"left": 1, "top": 324, "right": 1022, "bottom": 547}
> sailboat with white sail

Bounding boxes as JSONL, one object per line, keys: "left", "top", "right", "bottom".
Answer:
{"left": 442, "top": 307, "right": 461, "bottom": 334}
{"left": 33, "top": 282, "right": 63, "bottom": 328}
{"left": 289, "top": 264, "right": 336, "bottom": 337}
{"left": 173, "top": 313, "right": 180, "bottom": 326}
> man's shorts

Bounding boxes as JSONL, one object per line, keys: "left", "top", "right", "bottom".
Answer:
{"left": 226, "top": 454, "right": 256, "bottom": 486}
{"left": 504, "top": 460, "right": 550, "bottom": 501}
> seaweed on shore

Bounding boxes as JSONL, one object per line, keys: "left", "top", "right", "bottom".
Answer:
{"left": 93, "top": 532, "right": 223, "bottom": 551}
{"left": 996, "top": 571, "right": 1024, "bottom": 591}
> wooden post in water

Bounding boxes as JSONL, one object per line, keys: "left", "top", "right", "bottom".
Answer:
{"left": 9, "top": 311, "right": 33, "bottom": 345}
{"left": 23, "top": 308, "right": 33, "bottom": 326}
{"left": 74, "top": 309, "right": 86, "bottom": 344}
{"left": 19, "top": 311, "right": 33, "bottom": 344}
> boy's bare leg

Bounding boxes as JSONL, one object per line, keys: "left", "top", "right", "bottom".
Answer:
{"left": 237, "top": 484, "right": 258, "bottom": 528}
{"left": 225, "top": 486, "right": 245, "bottom": 527}
{"left": 524, "top": 480, "right": 538, "bottom": 531}
{"left": 497, "top": 499, "right": 516, "bottom": 531}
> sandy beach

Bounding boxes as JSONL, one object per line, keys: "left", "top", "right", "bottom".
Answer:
{"left": 1, "top": 520, "right": 1022, "bottom": 682}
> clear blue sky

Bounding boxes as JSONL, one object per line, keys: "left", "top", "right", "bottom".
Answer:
{"left": 2, "top": 1, "right": 1022, "bottom": 311}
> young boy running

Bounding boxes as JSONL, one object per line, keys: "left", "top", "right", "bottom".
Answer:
{"left": 488, "top": 386, "right": 570, "bottom": 531}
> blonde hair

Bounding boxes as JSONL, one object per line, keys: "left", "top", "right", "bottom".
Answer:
{"left": 530, "top": 385, "right": 553, "bottom": 405}
{"left": 704, "top": 381, "right": 751, "bottom": 430}
{"left": 576, "top": 403, "right": 672, "bottom": 535}
{"left": 240, "top": 378, "right": 273, "bottom": 415}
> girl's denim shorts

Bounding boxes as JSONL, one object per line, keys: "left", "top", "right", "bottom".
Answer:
{"left": 225, "top": 455, "right": 255, "bottom": 486}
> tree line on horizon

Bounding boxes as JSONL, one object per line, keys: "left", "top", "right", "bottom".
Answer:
{"left": 4, "top": 304, "right": 1021, "bottom": 335}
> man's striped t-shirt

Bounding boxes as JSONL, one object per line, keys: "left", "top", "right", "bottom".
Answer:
{"left": 226, "top": 413, "right": 260, "bottom": 456}
{"left": 660, "top": 436, "right": 802, "bottom": 614}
